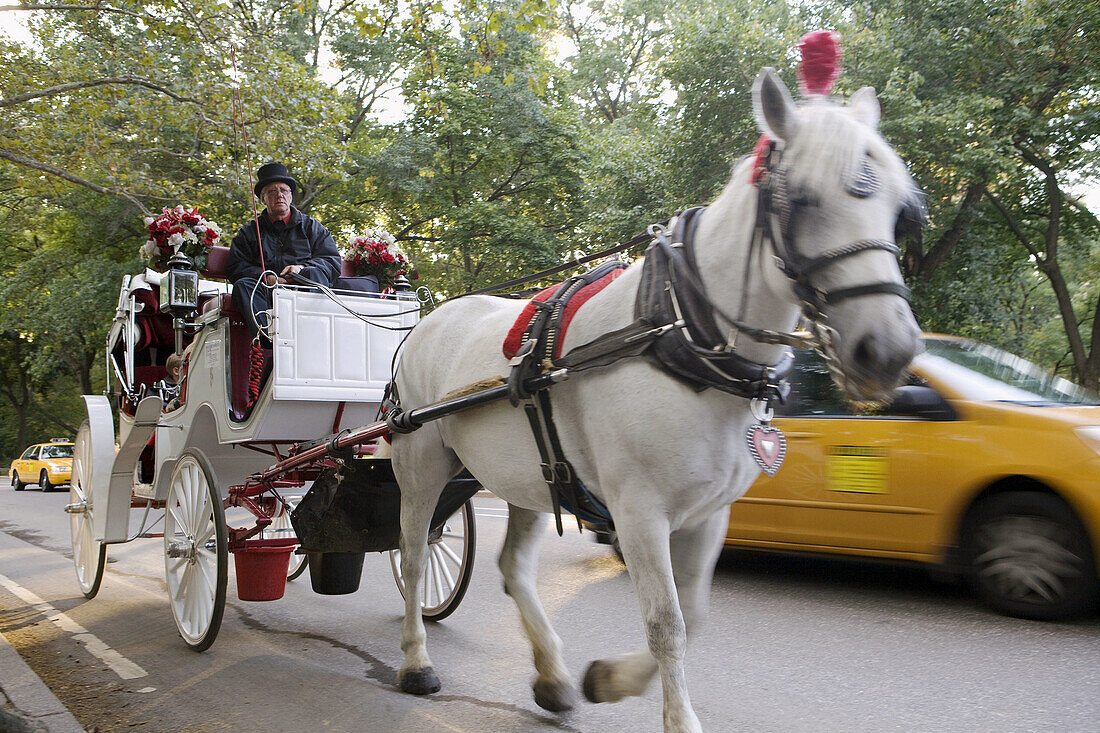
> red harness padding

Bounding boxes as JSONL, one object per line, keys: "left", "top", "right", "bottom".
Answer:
{"left": 502, "top": 268, "right": 625, "bottom": 360}
{"left": 247, "top": 340, "right": 265, "bottom": 407}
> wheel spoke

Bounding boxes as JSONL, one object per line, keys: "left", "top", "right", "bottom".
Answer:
{"left": 195, "top": 521, "right": 216, "bottom": 547}
{"left": 174, "top": 562, "right": 193, "bottom": 603}
{"left": 436, "top": 541, "right": 463, "bottom": 567}
{"left": 431, "top": 544, "right": 457, "bottom": 590}
{"left": 168, "top": 502, "right": 188, "bottom": 535}
{"left": 430, "top": 556, "right": 446, "bottom": 605}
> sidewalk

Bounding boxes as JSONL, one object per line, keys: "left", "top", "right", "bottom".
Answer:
{"left": 0, "top": 630, "right": 84, "bottom": 733}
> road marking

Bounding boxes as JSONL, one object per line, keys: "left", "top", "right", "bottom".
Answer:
{"left": 0, "top": 573, "right": 148, "bottom": 681}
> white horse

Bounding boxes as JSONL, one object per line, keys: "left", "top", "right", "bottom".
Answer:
{"left": 389, "top": 68, "right": 923, "bottom": 732}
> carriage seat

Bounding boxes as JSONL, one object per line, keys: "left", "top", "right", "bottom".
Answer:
{"left": 198, "top": 246, "right": 268, "bottom": 420}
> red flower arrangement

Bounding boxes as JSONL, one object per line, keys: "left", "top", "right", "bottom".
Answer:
{"left": 340, "top": 229, "right": 418, "bottom": 291}
{"left": 140, "top": 205, "right": 222, "bottom": 272}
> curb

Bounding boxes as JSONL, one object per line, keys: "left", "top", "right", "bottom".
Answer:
{"left": 0, "top": 630, "right": 84, "bottom": 733}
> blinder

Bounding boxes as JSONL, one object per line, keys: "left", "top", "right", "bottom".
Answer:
{"left": 894, "top": 193, "right": 928, "bottom": 243}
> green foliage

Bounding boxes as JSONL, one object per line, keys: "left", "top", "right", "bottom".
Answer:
{"left": 0, "top": 0, "right": 1098, "bottom": 435}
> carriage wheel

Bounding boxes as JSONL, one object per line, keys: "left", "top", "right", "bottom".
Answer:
{"left": 389, "top": 500, "right": 476, "bottom": 621}
{"left": 69, "top": 421, "right": 106, "bottom": 599}
{"left": 164, "top": 451, "right": 228, "bottom": 652}
{"left": 262, "top": 494, "right": 307, "bottom": 580}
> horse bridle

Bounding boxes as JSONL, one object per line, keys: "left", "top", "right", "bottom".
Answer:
{"left": 758, "top": 142, "right": 911, "bottom": 314}
{"left": 649, "top": 141, "right": 915, "bottom": 403}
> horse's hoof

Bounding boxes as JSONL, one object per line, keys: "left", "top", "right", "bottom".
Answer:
{"left": 582, "top": 660, "right": 611, "bottom": 704}
{"left": 533, "top": 678, "right": 576, "bottom": 713}
{"left": 400, "top": 667, "right": 441, "bottom": 695}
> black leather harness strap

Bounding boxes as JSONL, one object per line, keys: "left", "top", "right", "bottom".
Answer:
{"left": 635, "top": 208, "right": 794, "bottom": 402}
{"left": 522, "top": 389, "right": 611, "bottom": 535}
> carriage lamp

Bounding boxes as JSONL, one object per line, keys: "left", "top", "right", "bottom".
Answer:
{"left": 161, "top": 251, "right": 199, "bottom": 317}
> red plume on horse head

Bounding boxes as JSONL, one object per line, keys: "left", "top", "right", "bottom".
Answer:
{"left": 750, "top": 30, "right": 843, "bottom": 184}
{"left": 797, "top": 30, "right": 843, "bottom": 97}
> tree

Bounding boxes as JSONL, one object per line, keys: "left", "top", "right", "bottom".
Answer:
{"left": 843, "top": 0, "right": 1100, "bottom": 382}
{"left": 363, "top": 1, "right": 588, "bottom": 294}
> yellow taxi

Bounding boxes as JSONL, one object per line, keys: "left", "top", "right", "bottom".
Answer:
{"left": 10, "top": 439, "right": 73, "bottom": 492}
{"left": 728, "top": 335, "right": 1100, "bottom": 621}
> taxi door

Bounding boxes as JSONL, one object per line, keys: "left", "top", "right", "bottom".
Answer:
{"left": 13, "top": 445, "right": 40, "bottom": 479}
{"left": 730, "top": 353, "right": 958, "bottom": 558}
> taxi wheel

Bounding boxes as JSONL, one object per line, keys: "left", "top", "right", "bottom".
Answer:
{"left": 964, "top": 491, "right": 1099, "bottom": 621}
{"left": 12, "top": 472, "right": 25, "bottom": 491}
{"left": 40, "top": 470, "right": 54, "bottom": 492}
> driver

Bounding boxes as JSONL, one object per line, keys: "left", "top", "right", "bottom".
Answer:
{"left": 226, "top": 161, "right": 341, "bottom": 338}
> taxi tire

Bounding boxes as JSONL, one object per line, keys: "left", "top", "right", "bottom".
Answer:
{"left": 12, "top": 472, "right": 25, "bottom": 491}
{"left": 963, "top": 491, "right": 1099, "bottom": 621}
{"left": 40, "top": 470, "right": 54, "bottom": 492}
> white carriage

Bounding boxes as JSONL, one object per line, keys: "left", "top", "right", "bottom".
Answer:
{"left": 68, "top": 247, "right": 478, "bottom": 651}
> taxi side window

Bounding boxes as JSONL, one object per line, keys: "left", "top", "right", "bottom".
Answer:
{"left": 777, "top": 350, "right": 931, "bottom": 419}
{"left": 777, "top": 351, "right": 850, "bottom": 417}
{"left": 20, "top": 446, "right": 39, "bottom": 460}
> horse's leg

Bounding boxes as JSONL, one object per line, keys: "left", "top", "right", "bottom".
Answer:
{"left": 666, "top": 509, "right": 728, "bottom": 649}
{"left": 393, "top": 433, "right": 462, "bottom": 696}
{"left": 498, "top": 505, "right": 577, "bottom": 712}
{"left": 583, "top": 511, "right": 725, "bottom": 733}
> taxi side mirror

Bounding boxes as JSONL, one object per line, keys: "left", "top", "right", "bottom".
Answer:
{"left": 886, "top": 385, "right": 956, "bottom": 421}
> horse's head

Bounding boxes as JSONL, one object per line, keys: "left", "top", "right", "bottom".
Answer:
{"left": 752, "top": 68, "right": 923, "bottom": 402}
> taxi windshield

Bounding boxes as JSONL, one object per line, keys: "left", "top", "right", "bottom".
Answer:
{"left": 921, "top": 338, "right": 1099, "bottom": 405}
{"left": 41, "top": 445, "right": 73, "bottom": 459}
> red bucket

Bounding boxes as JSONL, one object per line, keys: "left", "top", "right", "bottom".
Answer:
{"left": 232, "top": 545, "right": 294, "bottom": 601}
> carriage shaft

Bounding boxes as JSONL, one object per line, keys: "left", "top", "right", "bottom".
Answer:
{"left": 249, "top": 369, "right": 567, "bottom": 485}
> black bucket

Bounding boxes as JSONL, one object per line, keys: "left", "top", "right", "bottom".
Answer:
{"left": 306, "top": 551, "right": 366, "bottom": 595}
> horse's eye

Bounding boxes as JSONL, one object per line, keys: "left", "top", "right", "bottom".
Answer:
{"left": 847, "top": 161, "right": 879, "bottom": 198}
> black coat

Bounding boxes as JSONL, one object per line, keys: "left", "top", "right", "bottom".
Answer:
{"left": 227, "top": 208, "right": 341, "bottom": 285}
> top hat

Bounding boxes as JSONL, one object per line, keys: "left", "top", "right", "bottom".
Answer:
{"left": 254, "top": 161, "right": 297, "bottom": 197}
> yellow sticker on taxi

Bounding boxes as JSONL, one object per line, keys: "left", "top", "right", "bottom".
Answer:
{"left": 826, "top": 446, "right": 888, "bottom": 494}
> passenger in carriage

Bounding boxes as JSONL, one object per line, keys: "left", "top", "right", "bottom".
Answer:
{"left": 227, "top": 161, "right": 341, "bottom": 339}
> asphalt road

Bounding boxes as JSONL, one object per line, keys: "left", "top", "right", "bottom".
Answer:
{"left": 2, "top": 484, "right": 1099, "bottom": 732}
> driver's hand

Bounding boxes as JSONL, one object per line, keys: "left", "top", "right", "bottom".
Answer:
{"left": 281, "top": 265, "right": 303, "bottom": 279}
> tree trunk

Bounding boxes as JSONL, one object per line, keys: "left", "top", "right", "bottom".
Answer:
{"left": 1040, "top": 262, "right": 1090, "bottom": 385}
{"left": 906, "top": 182, "right": 985, "bottom": 280}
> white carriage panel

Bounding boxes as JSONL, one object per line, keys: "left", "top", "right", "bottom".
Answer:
{"left": 271, "top": 288, "right": 416, "bottom": 403}
{"left": 333, "top": 317, "right": 369, "bottom": 381}
{"left": 81, "top": 396, "right": 120, "bottom": 543}
{"left": 294, "top": 314, "right": 336, "bottom": 380}
{"left": 103, "top": 397, "right": 160, "bottom": 542}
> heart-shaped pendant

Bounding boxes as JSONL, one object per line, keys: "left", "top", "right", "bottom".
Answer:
{"left": 746, "top": 423, "right": 787, "bottom": 477}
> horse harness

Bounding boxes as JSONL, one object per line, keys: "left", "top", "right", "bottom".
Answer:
{"left": 390, "top": 140, "right": 915, "bottom": 536}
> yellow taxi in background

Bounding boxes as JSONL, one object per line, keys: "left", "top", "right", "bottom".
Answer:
{"left": 10, "top": 439, "right": 73, "bottom": 492}
{"left": 729, "top": 336, "right": 1100, "bottom": 621}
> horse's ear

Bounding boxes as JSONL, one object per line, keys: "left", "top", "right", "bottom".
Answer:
{"left": 848, "top": 86, "right": 881, "bottom": 130}
{"left": 753, "top": 67, "right": 799, "bottom": 144}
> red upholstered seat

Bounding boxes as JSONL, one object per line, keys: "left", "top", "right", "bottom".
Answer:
{"left": 203, "top": 245, "right": 231, "bottom": 281}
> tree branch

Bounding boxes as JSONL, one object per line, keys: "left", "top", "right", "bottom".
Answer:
{"left": 0, "top": 4, "right": 146, "bottom": 19}
{"left": 983, "top": 185, "right": 1042, "bottom": 261}
{"left": 910, "top": 182, "right": 984, "bottom": 278}
{"left": 0, "top": 75, "right": 202, "bottom": 108}
{"left": 0, "top": 147, "right": 151, "bottom": 215}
